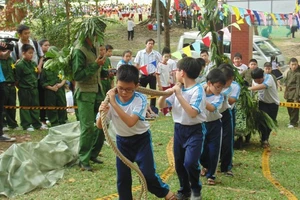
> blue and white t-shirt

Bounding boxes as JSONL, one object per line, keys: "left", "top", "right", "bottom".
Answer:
{"left": 103, "top": 92, "right": 150, "bottom": 137}
{"left": 205, "top": 93, "right": 224, "bottom": 122}
{"left": 229, "top": 81, "right": 241, "bottom": 109}
{"left": 252, "top": 74, "right": 279, "bottom": 105}
{"left": 166, "top": 83, "right": 206, "bottom": 125}
{"left": 116, "top": 60, "right": 133, "bottom": 70}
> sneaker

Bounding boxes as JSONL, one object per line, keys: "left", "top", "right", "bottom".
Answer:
{"left": 0, "top": 135, "right": 16, "bottom": 142}
{"left": 288, "top": 124, "right": 294, "bottom": 128}
{"left": 26, "top": 127, "right": 35, "bottom": 132}
{"left": 176, "top": 192, "right": 191, "bottom": 200}
{"left": 2, "top": 127, "right": 9, "bottom": 132}
{"left": 39, "top": 126, "right": 48, "bottom": 130}
{"left": 191, "top": 192, "right": 202, "bottom": 200}
{"left": 165, "top": 113, "right": 171, "bottom": 117}
{"left": 11, "top": 127, "right": 22, "bottom": 131}
{"left": 262, "top": 140, "right": 270, "bottom": 148}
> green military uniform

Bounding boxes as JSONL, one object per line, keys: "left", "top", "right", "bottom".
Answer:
{"left": 72, "top": 42, "right": 105, "bottom": 166}
{"left": 15, "top": 59, "right": 41, "bottom": 130}
{"left": 0, "top": 57, "right": 18, "bottom": 129}
{"left": 97, "top": 58, "right": 114, "bottom": 105}
{"left": 241, "top": 69, "right": 253, "bottom": 86}
{"left": 284, "top": 67, "right": 300, "bottom": 127}
{"left": 40, "top": 70, "right": 66, "bottom": 126}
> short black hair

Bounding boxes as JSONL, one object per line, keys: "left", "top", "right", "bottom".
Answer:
{"left": 249, "top": 59, "right": 257, "bottom": 64}
{"left": 233, "top": 52, "right": 242, "bottom": 59}
{"left": 264, "top": 62, "right": 272, "bottom": 68}
{"left": 289, "top": 57, "right": 298, "bottom": 63}
{"left": 177, "top": 57, "right": 202, "bottom": 79}
{"left": 39, "top": 39, "right": 49, "bottom": 46}
{"left": 117, "top": 65, "right": 139, "bottom": 85}
{"left": 196, "top": 57, "right": 206, "bottom": 72}
{"left": 122, "top": 50, "right": 132, "bottom": 56}
{"left": 21, "top": 44, "right": 34, "bottom": 53}
{"left": 217, "top": 63, "right": 234, "bottom": 80}
{"left": 105, "top": 44, "right": 113, "bottom": 51}
{"left": 206, "top": 68, "right": 226, "bottom": 85}
{"left": 200, "top": 50, "right": 209, "bottom": 55}
{"left": 145, "top": 38, "right": 155, "bottom": 45}
{"left": 17, "top": 24, "right": 30, "bottom": 34}
{"left": 162, "top": 46, "right": 171, "bottom": 55}
{"left": 251, "top": 68, "right": 264, "bottom": 79}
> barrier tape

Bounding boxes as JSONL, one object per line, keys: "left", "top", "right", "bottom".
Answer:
{"left": 96, "top": 136, "right": 175, "bottom": 200}
{"left": 262, "top": 147, "right": 298, "bottom": 200}
{"left": 3, "top": 106, "right": 77, "bottom": 110}
{"left": 279, "top": 102, "right": 300, "bottom": 108}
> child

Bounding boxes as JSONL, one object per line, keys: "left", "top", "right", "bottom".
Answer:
{"left": 232, "top": 52, "right": 248, "bottom": 74}
{"left": 116, "top": 50, "right": 133, "bottom": 70}
{"left": 263, "top": 62, "right": 278, "bottom": 88}
{"left": 97, "top": 65, "right": 176, "bottom": 200}
{"left": 249, "top": 68, "right": 279, "bottom": 147}
{"left": 200, "top": 50, "right": 214, "bottom": 78}
{"left": 284, "top": 58, "right": 300, "bottom": 128}
{"left": 200, "top": 68, "right": 226, "bottom": 185}
{"left": 156, "top": 51, "right": 172, "bottom": 116}
{"left": 241, "top": 58, "right": 258, "bottom": 86}
{"left": 15, "top": 44, "right": 47, "bottom": 131}
{"left": 158, "top": 57, "right": 206, "bottom": 200}
{"left": 217, "top": 63, "right": 239, "bottom": 176}
{"left": 270, "top": 56, "right": 283, "bottom": 91}
{"left": 40, "top": 47, "right": 67, "bottom": 127}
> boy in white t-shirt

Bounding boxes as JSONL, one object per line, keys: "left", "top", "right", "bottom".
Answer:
{"left": 97, "top": 65, "right": 176, "bottom": 200}
{"left": 249, "top": 68, "right": 279, "bottom": 148}
{"left": 200, "top": 68, "right": 226, "bottom": 185}
{"left": 156, "top": 51, "right": 172, "bottom": 115}
{"left": 233, "top": 52, "right": 248, "bottom": 74}
{"left": 158, "top": 57, "right": 206, "bottom": 200}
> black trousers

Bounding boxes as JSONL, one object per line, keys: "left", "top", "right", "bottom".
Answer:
{"left": 128, "top": 30, "right": 134, "bottom": 40}
{"left": 38, "top": 79, "right": 46, "bottom": 122}
{"left": 0, "top": 83, "right": 4, "bottom": 135}
{"left": 258, "top": 101, "right": 279, "bottom": 142}
{"left": 139, "top": 74, "right": 156, "bottom": 107}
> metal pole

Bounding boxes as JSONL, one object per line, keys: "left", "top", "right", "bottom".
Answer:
{"left": 156, "top": 0, "right": 161, "bottom": 52}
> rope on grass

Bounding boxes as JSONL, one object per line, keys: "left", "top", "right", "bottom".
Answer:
{"left": 262, "top": 147, "right": 298, "bottom": 200}
{"left": 100, "top": 86, "right": 173, "bottom": 200}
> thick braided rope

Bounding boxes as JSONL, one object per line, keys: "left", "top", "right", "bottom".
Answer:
{"left": 100, "top": 86, "right": 173, "bottom": 200}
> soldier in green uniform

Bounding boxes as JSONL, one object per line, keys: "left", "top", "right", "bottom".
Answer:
{"left": 284, "top": 57, "right": 300, "bottom": 128}
{"left": 40, "top": 67, "right": 66, "bottom": 127}
{"left": 72, "top": 37, "right": 106, "bottom": 171}
{"left": 0, "top": 46, "right": 19, "bottom": 130}
{"left": 15, "top": 44, "right": 45, "bottom": 131}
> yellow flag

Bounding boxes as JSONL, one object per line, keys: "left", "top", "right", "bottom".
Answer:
{"left": 270, "top": 13, "right": 278, "bottom": 25}
{"left": 185, "top": 0, "right": 191, "bottom": 6}
{"left": 237, "top": 18, "right": 244, "bottom": 24}
{"left": 182, "top": 46, "right": 192, "bottom": 57}
{"left": 232, "top": 6, "right": 241, "bottom": 21}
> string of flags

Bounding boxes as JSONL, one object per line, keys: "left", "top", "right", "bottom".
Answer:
{"left": 139, "top": 60, "right": 157, "bottom": 75}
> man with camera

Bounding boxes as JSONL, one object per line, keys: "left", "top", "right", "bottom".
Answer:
{"left": 0, "top": 43, "right": 16, "bottom": 141}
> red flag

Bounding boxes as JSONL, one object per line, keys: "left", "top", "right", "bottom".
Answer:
{"left": 174, "top": 0, "right": 179, "bottom": 10}
{"left": 202, "top": 37, "right": 210, "bottom": 47}
{"left": 139, "top": 65, "right": 148, "bottom": 75}
{"left": 246, "top": 9, "right": 255, "bottom": 22}
{"left": 280, "top": 14, "right": 285, "bottom": 21}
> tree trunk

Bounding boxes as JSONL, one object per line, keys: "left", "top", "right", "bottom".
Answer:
{"left": 163, "top": 0, "right": 171, "bottom": 49}
{"left": 64, "top": 0, "right": 71, "bottom": 45}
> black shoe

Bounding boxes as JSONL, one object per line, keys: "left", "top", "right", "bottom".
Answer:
{"left": 78, "top": 162, "right": 92, "bottom": 171}
{"left": 0, "top": 135, "right": 16, "bottom": 142}
{"left": 176, "top": 192, "right": 191, "bottom": 200}
{"left": 90, "top": 157, "right": 103, "bottom": 164}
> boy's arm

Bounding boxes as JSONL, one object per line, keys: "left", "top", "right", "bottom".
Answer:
{"left": 248, "top": 84, "right": 267, "bottom": 91}
{"left": 174, "top": 84, "right": 198, "bottom": 118}
{"left": 107, "top": 88, "right": 139, "bottom": 127}
{"left": 156, "top": 73, "right": 162, "bottom": 90}
{"left": 158, "top": 88, "right": 174, "bottom": 108}
{"left": 206, "top": 102, "right": 216, "bottom": 112}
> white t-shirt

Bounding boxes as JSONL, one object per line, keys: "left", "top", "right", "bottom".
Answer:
{"left": 167, "top": 59, "right": 177, "bottom": 84}
{"left": 166, "top": 83, "right": 206, "bottom": 125}
{"left": 101, "top": 92, "right": 150, "bottom": 137}
{"left": 127, "top": 20, "right": 135, "bottom": 31}
{"left": 252, "top": 74, "right": 279, "bottom": 105}
{"left": 205, "top": 93, "right": 224, "bottom": 122}
{"left": 229, "top": 81, "right": 241, "bottom": 109}
{"left": 156, "top": 62, "right": 171, "bottom": 87}
{"left": 234, "top": 64, "right": 248, "bottom": 74}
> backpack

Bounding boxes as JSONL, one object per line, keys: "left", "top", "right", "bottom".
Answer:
{"left": 14, "top": 40, "right": 41, "bottom": 60}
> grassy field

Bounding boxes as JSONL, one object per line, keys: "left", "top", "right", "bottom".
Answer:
{"left": 1, "top": 23, "right": 300, "bottom": 199}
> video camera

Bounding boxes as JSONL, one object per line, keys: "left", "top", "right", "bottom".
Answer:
{"left": 0, "top": 37, "right": 18, "bottom": 51}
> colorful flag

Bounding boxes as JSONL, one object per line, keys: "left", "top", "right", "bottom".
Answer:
{"left": 139, "top": 65, "right": 148, "bottom": 75}
{"left": 202, "top": 37, "right": 211, "bottom": 47}
{"left": 183, "top": 46, "right": 192, "bottom": 57}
